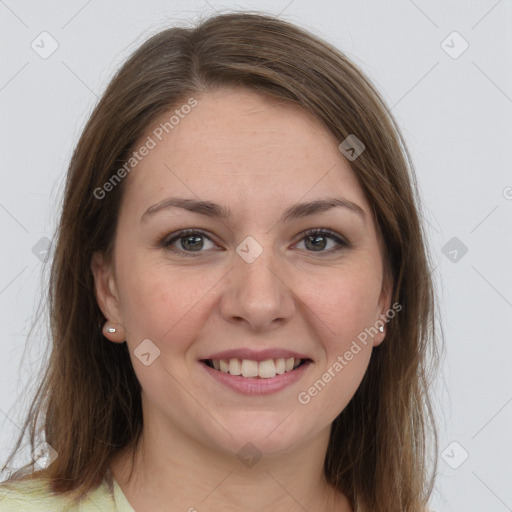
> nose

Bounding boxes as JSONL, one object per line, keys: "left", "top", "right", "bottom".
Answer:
{"left": 219, "top": 243, "right": 296, "bottom": 332}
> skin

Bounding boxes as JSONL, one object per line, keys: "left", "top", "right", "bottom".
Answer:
{"left": 92, "top": 87, "right": 392, "bottom": 512}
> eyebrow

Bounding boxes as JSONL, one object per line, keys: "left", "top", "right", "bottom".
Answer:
{"left": 140, "top": 196, "right": 366, "bottom": 224}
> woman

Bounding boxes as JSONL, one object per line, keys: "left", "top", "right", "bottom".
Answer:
{"left": 0, "top": 11, "right": 440, "bottom": 512}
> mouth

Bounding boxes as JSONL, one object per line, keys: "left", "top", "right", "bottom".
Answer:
{"left": 200, "top": 357, "right": 312, "bottom": 379}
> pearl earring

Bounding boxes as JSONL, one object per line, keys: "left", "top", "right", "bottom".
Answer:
{"left": 103, "top": 323, "right": 117, "bottom": 334}
{"left": 378, "top": 325, "right": 384, "bottom": 333}
{"left": 102, "top": 322, "right": 126, "bottom": 344}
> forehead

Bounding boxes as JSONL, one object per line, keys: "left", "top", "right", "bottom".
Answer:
{"left": 120, "top": 87, "right": 370, "bottom": 220}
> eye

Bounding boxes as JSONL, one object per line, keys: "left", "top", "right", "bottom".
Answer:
{"left": 294, "top": 228, "right": 348, "bottom": 254}
{"left": 162, "top": 229, "right": 218, "bottom": 255}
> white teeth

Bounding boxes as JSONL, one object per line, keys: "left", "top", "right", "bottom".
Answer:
{"left": 241, "top": 359, "right": 259, "bottom": 377}
{"left": 258, "top": 359, "right": 276, "bottom": 379}
{"left": 229, "top": 358, "right": 242, "bottom": 375}
{"left": 209, "top": 357, "right": 305, "bottom": 378}
{"left": 275, "top": 358, "right": 285, "bottom": 374}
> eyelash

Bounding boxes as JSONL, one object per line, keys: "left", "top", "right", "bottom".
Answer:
{"left": 160, "top": 228, "right": 349, "bottom": 257}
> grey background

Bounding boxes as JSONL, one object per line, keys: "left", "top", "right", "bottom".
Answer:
{"left": 1, "top": 1, "right": 511, "bottom": 510}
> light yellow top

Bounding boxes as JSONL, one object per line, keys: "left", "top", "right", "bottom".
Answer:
{"left": 0, "top": 477, "right": 135, "bottom": 512}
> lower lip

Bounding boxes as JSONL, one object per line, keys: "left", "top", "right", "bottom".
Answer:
{"left": 200, "top": 360, "right": 312, "bottom": 395}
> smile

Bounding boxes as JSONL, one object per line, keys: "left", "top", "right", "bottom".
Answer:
{"left": 200, "top": 357, "right": 313, "bottom": 395}
{"left": 202, "top": 357, "right": 308, "bottom": 379}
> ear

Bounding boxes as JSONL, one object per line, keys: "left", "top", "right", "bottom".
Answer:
{"left": 373, "top": 268, "right": 393, "bottom": 347}
{"left": 91, "top": 251, "right": 125, "bottom": 343}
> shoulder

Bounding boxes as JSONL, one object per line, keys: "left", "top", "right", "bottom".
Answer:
{"left": 0, "top": 477, "right": 123, "bottom": 512}
{"left": 0, "top": 478, "right": 65, "bottom": 512}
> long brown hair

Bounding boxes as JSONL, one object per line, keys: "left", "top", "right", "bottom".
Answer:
{"left": 1, "top": 11, "right": 441, "bottom": 511}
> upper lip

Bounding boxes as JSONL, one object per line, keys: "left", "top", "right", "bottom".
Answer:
{"left": 201, "top": 348, "right": 311, "bottom": 362}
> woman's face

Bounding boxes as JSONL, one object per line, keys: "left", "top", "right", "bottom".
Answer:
{"left": 93, "top": 87, "right": 391, "bottom": 457}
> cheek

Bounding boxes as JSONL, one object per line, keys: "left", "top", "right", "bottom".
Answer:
{"left": 293, "top": 265, "right": 381, "bottom": 412}
{"left": 300, "top": 264, "right": 383, "bottom": 345}
{"left": 115, "top": 256, "right": 222, "bottom": 349}
{"left": 296, "top": 279, "right": 377, "bottom": 421}
{"left": 298, "top": 346, "right": 372, "bottom": 425}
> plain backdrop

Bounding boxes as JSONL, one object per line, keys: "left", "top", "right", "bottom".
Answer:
{"left": 1, "top": 1, "right": 511, "bottom": 510}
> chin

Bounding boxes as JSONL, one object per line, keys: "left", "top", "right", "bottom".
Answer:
{"left": 207, "top": 412, "right": 310, "bottom": 458}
